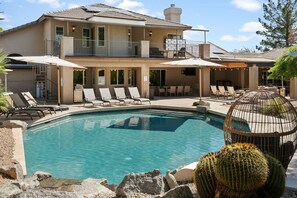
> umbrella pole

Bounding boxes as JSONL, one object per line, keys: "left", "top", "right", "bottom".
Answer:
{"left": 4, "top": 74, "right": 7, "bottom": 92}
{"left": 199, "top": 68, "right": 202, "bottom": 101}
{"left": 57, "top": 67, "right": 61, "bottom": 106}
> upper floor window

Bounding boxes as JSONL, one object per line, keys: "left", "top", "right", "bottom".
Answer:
{"left": 55, "top": 26, "right": 64, "bottom": 42}
{"left": 110, "top": 69, "right": 124, "bottom": 85}
{"left": 98, "top": 26, "right": 105, "bottom": 47}
{"left": 82, "top": 28, "right": 90, "bottom": 48}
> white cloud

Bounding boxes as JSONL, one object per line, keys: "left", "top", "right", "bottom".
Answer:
{"left": 239, "top": 21, "right": 265, "bottom": 32}
{"left": 231, "top": 0, "right": 261, "bottom": 11}
{"left": 104, "top": 0, "right": 120, "bottom": 5}
{"left": 67, "top": 3, "right": 80, "bottom": 9}
{"left": 220, "top": 35, "right": 253, "bottom": 42}
{"left": 118, "top": 0, "right": 143, "bottom": 11}
{"left": 27, "top": 0, "right": 66, "bottom": 8}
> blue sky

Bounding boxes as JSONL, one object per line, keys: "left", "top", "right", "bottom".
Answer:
{"left": 0, "top": 0, "right": 267, "bottom": 52}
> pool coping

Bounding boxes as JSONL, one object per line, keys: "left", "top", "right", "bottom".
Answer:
{"left": 18, "top": 104, "right": 297, "bottom": 190}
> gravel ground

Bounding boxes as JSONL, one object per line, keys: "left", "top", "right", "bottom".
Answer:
{"left": 0, "top": 128, "right": 14, "bottom": 159}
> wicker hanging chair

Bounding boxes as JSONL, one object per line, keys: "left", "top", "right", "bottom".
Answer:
{"left": 224, "top": 90, "right": 297, "bottom": 169}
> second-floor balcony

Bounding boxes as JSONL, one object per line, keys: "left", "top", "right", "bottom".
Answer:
{"left": 45, "top": 37, "right": 203, "bottom": 59}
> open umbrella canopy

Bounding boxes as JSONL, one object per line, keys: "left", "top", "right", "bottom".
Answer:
{"left": 161, "top": 58, "right": 224, "bottom": 67}
{"left": 8, "top": 56, "right": 85, "bottom": 69}
{"left": 8, "top": 56, "right": 85, "bottom": 105}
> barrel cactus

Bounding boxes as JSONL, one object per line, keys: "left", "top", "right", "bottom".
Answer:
{"left": 214, "top": 143, "right": 269, "bottom": 193}
{"left": 194, "top": 152, "right": 217, "bottom": 198}
{"left": 257, "top": 152, "right": 286, "bottom": 198}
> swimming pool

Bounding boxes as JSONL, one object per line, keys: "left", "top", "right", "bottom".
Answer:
{"left": 24, "top": 109, "right": 225, "bottom": 184}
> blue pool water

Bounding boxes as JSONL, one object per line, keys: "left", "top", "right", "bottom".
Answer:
{"left": 24, "top": 109, "right": 225, "bottom": 184}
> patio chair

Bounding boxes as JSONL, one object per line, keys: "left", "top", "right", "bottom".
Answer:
{"left": 114, "top": 87, "right": 134, "bottom": 104}
{"left": 128, "top": 87, "right": 151, "bottom": 104}
{"left": 158, "top": 87, "right": 166, "bottom": 96}
{"left": 99, "top": 88, "right": 121, "bottom": 106}
{"left": 9, "top": 93, "right": 50, "bottom": 116}
{"left": 82, "top": 88, "right": 104, "bottom": 106}
{"left": 167, "top": 86, "right": 176, "bottom": 96}
{"left": 227, "top": 86, "right": 241, "bottom": 99}
{"left": 210, "top": 85, "right": 220, "bottom": 98}
{"left": 176, "top": 86, "right": 183, "bottom": 96}
{"left": 218, "top": 86, "right": 232, "bottom": 99}
{"left": 184, "top": 86, "right": 191, "bottom": 96}
{"left": 21, "top": 91, "right": 62, "bottom": 113}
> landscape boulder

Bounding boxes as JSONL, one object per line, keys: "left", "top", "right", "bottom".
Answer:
{"left": 116, "top": 169, "right": 165, "bottom": 197}
{"left": 157, "top": 185, "right": 193, "bottom": 198}
{"left": 0, "top": 159, "right": 23, "bottom": 180}
{"left": 0, "top": 182, "right": 23, "bottom": 198}
{"left": 2, "top": 120, "right": 28, "bottom": 130}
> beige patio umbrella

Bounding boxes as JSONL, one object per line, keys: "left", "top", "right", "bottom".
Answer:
{"left": 9, "top": 56, "right": 86, "bottom": 105}
{"left": 162, "top": 58, "right": 224, "bottom": 100}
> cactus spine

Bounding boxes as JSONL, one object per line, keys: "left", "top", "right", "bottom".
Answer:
{"left": 194, "top": 152, "right": 217, "bottom": 198}
{"left": 214, "top": 143, "right": 269, "bottom": 192}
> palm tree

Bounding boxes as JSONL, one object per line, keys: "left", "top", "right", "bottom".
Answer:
{"left": 0, "top": 50, "right": 8, "bottom": 110}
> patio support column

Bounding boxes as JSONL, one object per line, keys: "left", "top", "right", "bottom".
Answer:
{"left": 202, "top": 67, "right": 210, "bottom": 97}
{"left": 140, "top": 64, "right": 150, "bottom": 98}
{"left": 141, "top": 40, "right": 150, "bottom": 58}
{"left": 240, "top": 69, "right": 245, "bottom": 89}
{"left": 249, "top": 64, "right": 258, "bottom": 91}
{"left": 60, "top": 36, "right": 74, "bottom": 58}
{"left": 61, "top": 67, "right": 74, "bottom": 104}
{"left": 290, "top": 78, "right": 297, "bottom": 99}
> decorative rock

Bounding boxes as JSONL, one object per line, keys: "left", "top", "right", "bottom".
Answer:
{"left": 18, "top": 189, "right": 76, "bottom": 198}
{"left": 22, "top": 175, "right": 40, "bottom": 190}
{"left": 2, "top": 120, "right": 28, "bottom": 130}
{"left": 116, "top": 169, "right": 165, "bottom": 197}
{"left": 72, "top": 178, "right": 116, "bottom": 197}
{"left": 158, "top": 185, "right": 193, "bottom": 198}
{"left": 174, "top": 162, "right": 197, "bottom": 183}
{"left": 165, "top": 171, "right": 178, "bottom": 189}
{"left": 0, "top": 159, "right": 23, "bottom": 180}
{"left": 0, "top": 183, "right": 23, "bottom": 198}
{"left": 196, "top": 106, "right": 210, "bottom": 113}
{"left": 33, "top": 171, "right": 52, "bottom": 181}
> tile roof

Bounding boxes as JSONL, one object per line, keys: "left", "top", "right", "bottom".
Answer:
{"left": 44, "top": 3, "right": 191, "bottom": 29}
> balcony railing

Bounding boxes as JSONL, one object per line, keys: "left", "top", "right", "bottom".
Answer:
{"left": 44, "top": 40, "right": 61, "bottom": 57}
{"left": 73, "top": 39, "right": 141, "bottom": 57}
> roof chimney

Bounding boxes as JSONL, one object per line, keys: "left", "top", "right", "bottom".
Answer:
{"left": 164, "top": 4, "right": 182, "bottom": 23}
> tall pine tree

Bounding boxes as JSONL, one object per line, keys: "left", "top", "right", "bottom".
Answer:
{"left": 257, "top": 0, "right": 297, "bottom": 51}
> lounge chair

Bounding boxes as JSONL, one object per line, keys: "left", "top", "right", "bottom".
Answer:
{"left": 83, "top": 88, "right": 104, "bottom": 106}
{"left": 9, "top": 93, "right": 50, "bottom": 116}
{"left": 210, "top": 85, "right": 220, "bottom": 98}
{"left": 227, "top": 86, "right": 241, "bottom": 99}
{"left": 99, "top": 88, "right": 121, "bottom": 105}
{"left": 128, "top": 87, "right": 151, "bottom": 104}
{"left": 114, "top": 87, "right": 134, "bottom": 104}
{"left": 218, "top": 86, "right": 232, "bottom": 99}
{"left": 21, "top": 91, "right": 62, "bottom": 113}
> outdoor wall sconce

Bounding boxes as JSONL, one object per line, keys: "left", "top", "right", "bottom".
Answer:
{"left": 149, "top": 31, "right": 153, "bottom": 37}
{"left": 128, "top": 30, "right": 131, "bottom": 36}
{"left": 72, "top": 26, "right": 76, "bottom": 32}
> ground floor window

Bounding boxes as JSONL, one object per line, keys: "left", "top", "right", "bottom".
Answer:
{"left": 150, "top": 70, "right": 166, "bottom": 86}
{"left": 110, "top": 69, "right": 124, "bottom": 85}
{"left": 73, "top": 70, "right": 86, "bottom": 85}
{"left": 98, "top": 69, "right": 105, "bottom": 85}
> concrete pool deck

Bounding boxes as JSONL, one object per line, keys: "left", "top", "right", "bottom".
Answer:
{"left": 2, "top": 96, "right": 297, "bottom": 189}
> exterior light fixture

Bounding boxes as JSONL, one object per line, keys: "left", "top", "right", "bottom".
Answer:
{"left": 149, "top": 31, "right": 153, "bottom": 37}
{"left": 128, "top": 30, "right": 131, "bottom": 36}
{"left": 72, "top": 26, "right": 76, "bottom": 32}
